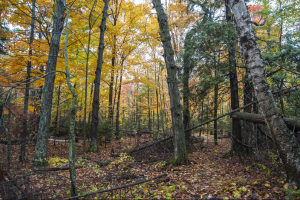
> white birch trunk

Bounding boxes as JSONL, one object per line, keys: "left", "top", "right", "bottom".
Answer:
{"left": 229, "top": 0, "right": 300, "bottom": 187}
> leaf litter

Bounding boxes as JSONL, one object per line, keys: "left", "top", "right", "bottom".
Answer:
{"left": 3, "top": 134, "right": 290, "bottom": 199}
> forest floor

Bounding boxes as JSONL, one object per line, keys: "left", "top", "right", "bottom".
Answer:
{"left": 2, "top": 134, "right": 291, "bottom": 199}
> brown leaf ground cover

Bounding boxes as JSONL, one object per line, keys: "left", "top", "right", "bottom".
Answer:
{"left": 1, "top": 134, "right": 292, "bottom": 199}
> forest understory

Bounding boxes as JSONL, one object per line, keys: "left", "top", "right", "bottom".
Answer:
{"left": 1, "top": 133, "right": 289, "bottom": 199}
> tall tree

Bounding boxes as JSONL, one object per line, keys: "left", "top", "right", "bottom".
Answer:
{"left": 152, "top": 0, "right": 188, "bottom": 165}
{"left": 225, "top": 0, "right": 242, "bottom": 155}
{"left": 115, "top": 68, "right": 123, "bottom": 140}
{"left": 213, "top": 65, "right": 218, "bottom": 145}
{"left": 64, "top": 7, "right": 78, "bottom": 196}
{"left": 89, "top": 0, "right": 110, "bottom": 152}
{"left": 33, "top": 0, "right": 66, "bottom": 167}
{"left": 182, "top": 27, "right": 196, "bottom": 151}
{"left": 84, "top": 0, "right": 97, "bottom": 152}
{"left": 20, "top": 0, "right": 36, "bottom": 162}
{"left": 229, "top": 0, "right": 300, "bottom": 187}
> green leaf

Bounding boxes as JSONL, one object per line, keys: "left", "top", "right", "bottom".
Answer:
{"left": 169, "top": 186, "right": 175, "bottom": 191}
{"left": 233, "top": 191, "right": 240, "bottom": 198}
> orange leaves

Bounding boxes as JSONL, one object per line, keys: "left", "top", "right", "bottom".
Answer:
{"left": 248, "top": 5, "right": 262, "bottom": 13}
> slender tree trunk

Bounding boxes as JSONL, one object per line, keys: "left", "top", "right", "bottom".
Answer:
{"left": 229, "top": 0, "right": 300, "bottom": 187}
{"left": 148, "top": 70, "right": 151, "bottom": 132}
{"left": 54, "top": 85, "right": 61, "bottom": 146}
{"left": 33, "top": 0, "right": 66, "bottom": 167}
{"left": 20, "top": 0, "right": 36, "bottom": 162}
{"left": 64, "top": 7, "right": 78, "bottom": 196}
{"left": 153, "top": 0, "right": 188, "bottom": 165}
{"left": 113, "top": 71, "right": 119, "bottom": 119}
{"left": 206, "top": 100, "right": 209, "bottom": 136}
{"left": 155, "top": 65, "right": 159, "bottom": 132}
{"left": 108, "top": 5, "right": 119, "bottom": 132}
{"left": 84, "top": 0, "right": 97, "bottom": 152}
{"left": 116, "top": 68, "right": 123, "bottom": 140}
{"left": 108, "top": 55, "right": 114, "bottom": 126}
{"left": 88, "top": 83, "right": 94, "bottom": 141}
{"left": 225, "top": 0, "right": 242, "bottom": 155}
{"left": 214, "top": 78, "right": 218, "bottom": 145}
{"left": 89, "top": 0, "right": 110, "bottom": 152}
{"left": 158, "top": 73, "right": 165, "bottom": 136}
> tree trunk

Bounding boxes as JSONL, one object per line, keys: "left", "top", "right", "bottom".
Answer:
{"left": 155, "top": 65, "right": 159, "bottom": 132}
{"left": 64, "top": 7, "right": 78, "bottom": 196}
{"left": 229, "top": 0, "right": 300, "bottom": 187}
{"left": 89, "top": 0, "right": 110, "bottom": 152}
{"left": 243, "top": 69, "right": 252, "bottom": 155}
{"left": 20, "top": 0, "right": 36, "bottom": 162}
{"left": 84, "top": 0, "right": 97, "bottom": 152}
{"left": 148, "top": 69, "right": 151, "bottom": 132}
{"left": 108, "top": 54, "right": 115, "bottom": 128}
{"left": 108, "top": 3, "right": 119, "bottom": 134}
{"left": 225, "top": 0, "right": 242, "bottom": 155}
{"left": 214, "top": 80, "right": 218, "bottom": 145}
{"left": 158, "top": 73, "right": 165, "bottom": 136}
{"left": 183, "top": 28, "right": 196, "bottom": 151}
{"left": 153, "top": 0, "right": 188, "bottom": 165}
{"left": 116, "top": 68, "right": 123, "bottom": 140}
{"left": 54, "top": 85, "right": 61, "bottom": 146}
{"left": 33, "top": 0, "right": 66, "bottom": 167}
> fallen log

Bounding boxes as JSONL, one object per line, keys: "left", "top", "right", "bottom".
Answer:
{"left": 128, "top": 135, "right": 173, "bottom": 154}
{"left": 67, "top": 173, "right": 167, "bottom": 199}
{"left": 231, "top": 112, "right": 300, "bottom": 132}
{"left": 33, "top": 165, "right": 83, "bottom": 172}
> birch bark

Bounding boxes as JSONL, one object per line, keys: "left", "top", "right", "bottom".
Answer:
{"left": 229, "top": 0, "right": 300, "bottom": 187}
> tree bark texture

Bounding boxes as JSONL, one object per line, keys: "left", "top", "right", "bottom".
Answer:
{"left": 229, "top": 0, "right": 300, "bottom": 187}
{"left": 33, "top": 0, "right": 66, "bottom": 167}
{"left": 182, "top": 28, "right": 196, "bottom": 150}
{"left": 20, "top": 0, "right": 36, "bottom": 162}
{"left": 89, "top": 0, "right": 110, "bottom": 152}
{"left": 225, "top": 0, "right": 242, "bottom": 155}
{"left": 153, "top": 0, "right": 188, "bottom": 165}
